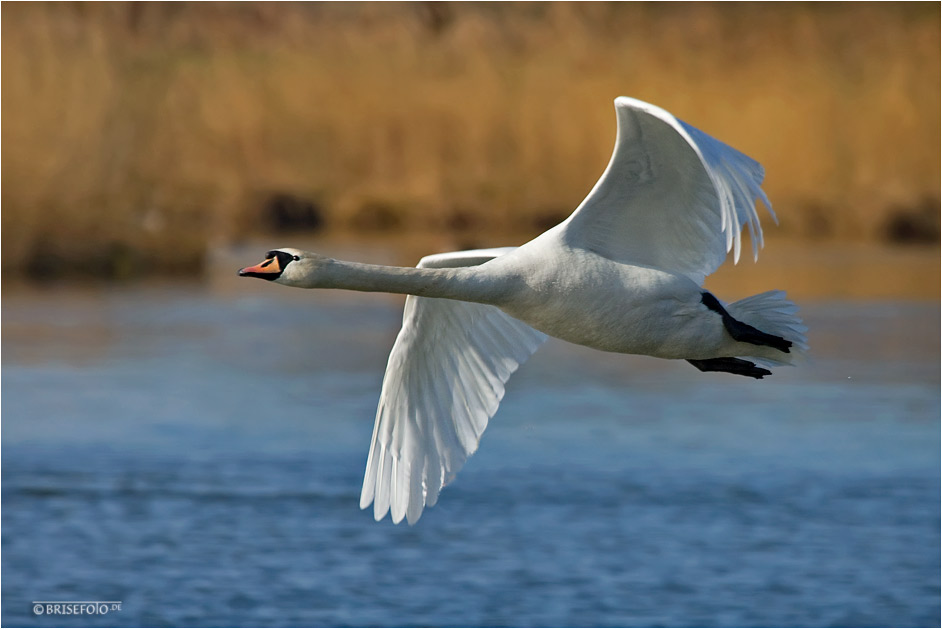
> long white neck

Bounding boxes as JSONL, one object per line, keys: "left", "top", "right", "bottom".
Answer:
{"left": 294, "top": 258, "right": 510, "bottom": 305}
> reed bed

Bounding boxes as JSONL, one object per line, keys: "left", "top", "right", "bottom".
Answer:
{"left": 2, "top": 2, "right": 938, "bottom": 278}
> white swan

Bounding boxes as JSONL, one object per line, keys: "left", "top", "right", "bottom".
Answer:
{"left": 239, "top": 97, "right": 807, "bottom": 525}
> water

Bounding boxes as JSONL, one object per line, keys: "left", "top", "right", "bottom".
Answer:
{"left": 2, "top": 267, "right": 939, "bottom": 627}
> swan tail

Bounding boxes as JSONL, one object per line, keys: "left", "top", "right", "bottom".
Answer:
{"left": 725, "top": 290, "right": 808, "bottom": 367}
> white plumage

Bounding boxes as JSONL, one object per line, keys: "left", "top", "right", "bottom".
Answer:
{"left": 239, "top": 97, "right": 807, "bottom": 524}
{"left": 360, "top": 251, "right": 547, "bottom": 524}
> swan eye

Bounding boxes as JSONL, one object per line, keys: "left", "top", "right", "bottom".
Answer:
{"left": 292, "top": 255, "right": 300, "bottom": 261}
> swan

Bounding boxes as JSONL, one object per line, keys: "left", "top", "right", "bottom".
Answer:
{"left": 239, "top": 97, "right": 807, "bottom": 525}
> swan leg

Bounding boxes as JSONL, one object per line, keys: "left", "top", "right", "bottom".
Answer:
{"left": 700, "top": 292, "right": 792, "bottom": 353}
{"left": 686, "top": 357, "right": 772, "bottom": 379}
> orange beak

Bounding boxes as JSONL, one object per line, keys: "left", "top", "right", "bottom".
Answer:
{"left": 239, "top": 256, "right": 282, "bottom": 280}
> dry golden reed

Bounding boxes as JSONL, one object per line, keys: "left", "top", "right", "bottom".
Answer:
{"left": 2, "top": 2, "right": 939, "bottom": 277}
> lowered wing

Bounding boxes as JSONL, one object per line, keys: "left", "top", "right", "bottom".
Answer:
{"left": 360, "top": 248, "right": 547, "bottom": 524}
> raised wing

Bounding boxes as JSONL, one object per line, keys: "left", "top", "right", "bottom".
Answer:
{"left": 561, "top": 97, "right": 774, "bottom": 285}
{"left": 360, "top": 248, "right": 547, "bottom": 524}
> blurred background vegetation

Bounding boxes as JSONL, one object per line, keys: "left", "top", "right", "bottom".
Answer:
{"left": 2, "top": 2, "right": 939, "bottom": 279}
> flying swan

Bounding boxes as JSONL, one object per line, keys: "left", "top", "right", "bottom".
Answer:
{"left": 239, "top": 97, "right": 807, "bottom": 524}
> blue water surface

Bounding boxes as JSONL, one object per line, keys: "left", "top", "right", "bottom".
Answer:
{"left": 2, "top": 279, "right": 939, "bottom": 627}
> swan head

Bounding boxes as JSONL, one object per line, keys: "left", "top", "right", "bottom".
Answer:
{"left": 238, "top": 248, "right": 327, "bottom": 287}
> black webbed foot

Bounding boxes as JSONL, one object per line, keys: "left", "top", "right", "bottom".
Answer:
{"left": 687, "top": 357, "right": 772, "bottom": 379}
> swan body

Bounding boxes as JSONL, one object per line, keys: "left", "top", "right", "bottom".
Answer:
{"left": 239, "top": 97, "right": 807, "bottom": 525}
{"left": 484, "top": 237, "right": 741, "bottom": 360}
